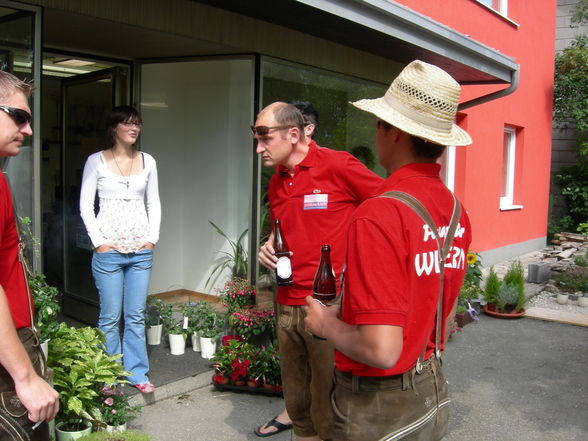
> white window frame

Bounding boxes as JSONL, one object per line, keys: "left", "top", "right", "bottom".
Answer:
{"left": 500, "top": 127, "right": 523, "bottom": 210}
{"left": 476, "top": 0, "right": 508, "bottom": 17}
{"left": 439, "top": 146, "right": 456, "bottom": 192}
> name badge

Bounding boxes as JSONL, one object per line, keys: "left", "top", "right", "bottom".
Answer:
{"left": 304, "top": 194, "right": 328, "bottom": 210}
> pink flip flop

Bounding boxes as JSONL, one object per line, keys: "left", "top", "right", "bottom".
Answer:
{"left": 134, "top": 382, "right": 155, "bottom": 394}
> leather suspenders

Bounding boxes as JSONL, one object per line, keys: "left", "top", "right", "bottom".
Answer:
{"left": 378, "top": 191, "right": 461, "bottom": 371}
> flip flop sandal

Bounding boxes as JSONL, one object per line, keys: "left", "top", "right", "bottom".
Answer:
{"left": 134, "top": 382, "right": 156, "bottom": 394}
{"left": 254, "top": 417, "right": 293, "bottom": 437}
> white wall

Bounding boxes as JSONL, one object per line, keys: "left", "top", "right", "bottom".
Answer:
{"left": 140, "top": 58, "right": 254, "bottom": 295}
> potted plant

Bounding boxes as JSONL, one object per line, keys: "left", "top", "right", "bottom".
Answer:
{"left": 160, "top": 302, "right": 187, "bottom": 355}
{"left": 48, "top": 324, "right": 130, "bottom": 439}
{"left": 181, "top": 301, "right": 202, "bottom": 352}
{"left": 228, "top": 308, "right": 276, "bottom": 345}
{"left": 483, "top": 260, "right": 526, "bottom": 318}
{"left": 211, "top": 339, "right": 255, "bottom": 386}
{"left": 96, "top": 385, "right": 141, "bottom": 433}
{"left": 145, "top": 296, "right": 165, "bottom": 345}
{"left": 196, "top": 301, "right": 224, "bottom": 359}
{"left": 206, "top": 221, "right": 248, "bottom": 287}
{"left": 29, "top": 273, "right": 61, "bottom": 357}
{"left": 217, "top": 277, "right": 256, "bottom": 313}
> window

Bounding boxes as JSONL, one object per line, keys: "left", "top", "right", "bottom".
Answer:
{"left": 500, "top": 127, "right": 522, "bottom": 210}
{"left": 477, "top": 0, "right": 508, "bottom": 16}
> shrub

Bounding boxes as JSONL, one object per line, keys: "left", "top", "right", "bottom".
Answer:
{"left": 484, "top": 267, "right": 501, "bottom": 305}
{"left": 77, "top": 430, "right": 152, "bottom": 441}
{"left": 496, "top": 283, "right": 519, "bottom": 312}
{"left": 554, "top": 266, "right": 588, "bottom": 292}
{"left": 503, "top": 260, "right": 525, "bottom": 301}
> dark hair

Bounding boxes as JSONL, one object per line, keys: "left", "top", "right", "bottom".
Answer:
{"left": 272, "top": 103, "right": 306, "bottom": 142}
{"left": 106, "top": 105, "right": 142, "bottom": 146}
{"left": 289, "top": 100, "right": 319, "bottom": 139}
{"left": 410, "top": 135, "right": 446, "bottom": 159}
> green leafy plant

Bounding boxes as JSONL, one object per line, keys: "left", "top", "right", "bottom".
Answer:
{"left": 554, "top": 266, "right": 588, "bottom": 292}
{"left": 484, "top": 266, "right": 502, "bottom": 305}
{"left": 206, "top": 221, "right": 248, "bottom": 287}
{"left": 77, "top": 430, "right": 152, "bottom": 441}
{"left": 465, "top": 251, "right": 483, "bottom": 288}
{"left": 195, "top": 301, "right": 224, "bottom": 339}
{"left": 48, "top": 324, "right": 130, "bottom": 431}
{"left": 217, "top": 278, "right": 256, "bottom": 313}
{"left": 29, "top": 273, "right": 61, "bottom": 342}
{"left": 96, "top": 385, "right": 141, "bottom": 426}
{"left": 159, "top": 302, "right": 185, "bottom": 336}
{"left": 145, "top": 296, "right": 165, "bottom": 327}
{"left": 496, "top": 283, "right": 519, "bottom": 313}
{"left": 577, "top": 221, "right": 588, "bottom": 236}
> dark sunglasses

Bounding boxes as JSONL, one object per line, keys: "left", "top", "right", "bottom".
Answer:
{"left": 251, "top": 125, "right": 294, "bottom": 137}
{"left": 0, "top": 105, "right": 32, "bottom": 126}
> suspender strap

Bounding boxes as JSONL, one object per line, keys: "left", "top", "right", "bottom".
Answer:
{"left": 378, "top": 191, "right": 461, "bottom": 370}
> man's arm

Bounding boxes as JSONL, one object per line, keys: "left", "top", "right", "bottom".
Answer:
{"left": 304, "top": 297, "right": 403, "bottom": 370}
{"left": 0, "top": 285, "right": 59, "bottom": 423}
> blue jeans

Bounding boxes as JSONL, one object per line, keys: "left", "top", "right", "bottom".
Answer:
{"left": 92, "top": 249, "right": 153, "bottom": 385}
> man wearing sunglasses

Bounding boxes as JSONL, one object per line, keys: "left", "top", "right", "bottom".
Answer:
{"left": 0, "top": 71, "right": 59, "bottom": 440}
{"left": 254, "top": 101, "right": 383, "bottom": 441}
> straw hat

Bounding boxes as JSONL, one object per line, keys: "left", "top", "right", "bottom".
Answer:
{"left": 352, "top": 60, "right": 472, "bottom": 146}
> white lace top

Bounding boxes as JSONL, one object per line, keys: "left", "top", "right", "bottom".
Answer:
{"left": 79, "top": 151, "right": 161, "bottom": 253}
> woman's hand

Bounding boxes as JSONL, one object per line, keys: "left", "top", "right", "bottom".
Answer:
{"left": 136, "top": 242, "right": 154, "bottom": 252}
{"left": 95, "top": 243, "right": 118, "bottom": 253}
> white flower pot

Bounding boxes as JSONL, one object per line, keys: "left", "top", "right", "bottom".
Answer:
{"left": 168, "top": 334, "right": 186, "bottom": 355}
{"left": 556, "top": 293, "right": 569, "bottom": 305}
{"left": 106, "top": 423, "right": 127, "bottom": 433}
{"left": 192, "top": 333, "right": 201, "bottom": 352}
{"left": 40, "top": 339, "right": 49, "bottom": 359}
{"left": 200, "top": 337, "right": 217, "bottom": 359}
{"left": 55, "top": 421, "right": 92, "bottom": 441}
{"left": 146, "top": 324, "right": 163, "bottom": 345}
{"left": 578, "top": 296, "right": 588, "bottom": 307}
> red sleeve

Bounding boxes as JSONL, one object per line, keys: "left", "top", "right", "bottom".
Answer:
{"left": 343, "top": 203, "right": 408, "bottom": 327}
{"left": 342, "top": 154, "right": 384, "bottom": 202}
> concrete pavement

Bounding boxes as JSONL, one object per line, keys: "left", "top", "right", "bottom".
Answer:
{"left": 128, "top": 313, "right": 588, "bottom": 441}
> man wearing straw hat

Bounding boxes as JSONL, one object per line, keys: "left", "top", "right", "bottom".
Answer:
{"left": 304, "top": 60, "right": 473, "bottom": 441}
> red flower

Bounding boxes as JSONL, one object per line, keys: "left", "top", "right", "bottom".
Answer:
{"left": 104, "top": 397, "right": 114, "bottom": 406}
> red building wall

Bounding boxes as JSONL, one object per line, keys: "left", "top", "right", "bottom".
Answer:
{"left": 394, "top": 1, "right": 556, "bottom": 256}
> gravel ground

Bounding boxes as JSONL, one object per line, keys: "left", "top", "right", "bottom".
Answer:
{"left": 528, "top": 289, "right": 588, "bottom": 315}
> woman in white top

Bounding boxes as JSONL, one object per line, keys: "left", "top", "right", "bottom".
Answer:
{"left": 80, "top": 106, "right": 160, "bottom": 394}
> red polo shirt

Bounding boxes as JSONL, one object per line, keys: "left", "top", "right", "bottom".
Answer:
{"left": 0, "top": 172, "right": 32, "bottom": 329}
{"left": 335, "top": 163, "right": 472, "bottom": 376}
{"left": 268, "top": 141, "right": 383, "bottom": 305}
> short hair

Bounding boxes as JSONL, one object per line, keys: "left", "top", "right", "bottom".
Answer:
{"left": 106, "top": 105, "right": 142, "bottom": 146}
{"left": 272, "top": 103, "right": 306, "bottom": 142}
{"left": 379, "top": 119, "right": 445, "bottom": 159}
{"left": 0, "top": 71, "right": 33, "bottom": 102}
{"left": 410, "top": 135, "right": 446, "bottom": 159}
{"left": 289, "top": 100, "right": 319, "bottom": 139}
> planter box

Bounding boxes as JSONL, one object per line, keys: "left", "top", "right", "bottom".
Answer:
{"left": 213, "top": 382, "right": 282, "bottom": 397}
{"left": 455, "top": 312, "right": 473, "bottom": 328}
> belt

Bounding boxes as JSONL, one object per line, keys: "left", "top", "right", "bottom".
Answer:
{"left": 334, "top": 358, "right": 439, "bottom": 394}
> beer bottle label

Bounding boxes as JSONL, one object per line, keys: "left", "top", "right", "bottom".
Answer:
{"left": 276, "top": 256, "right": 292, "bottom": 279}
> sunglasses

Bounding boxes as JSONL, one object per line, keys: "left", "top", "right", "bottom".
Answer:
{"left": 0, "top": 105, "right": 32, "bottom": 126}
{"left": 251, "top": 125, "right": 294, "bottom": 137}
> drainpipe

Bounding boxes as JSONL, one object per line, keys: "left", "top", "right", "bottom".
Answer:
{"left": 458, "top": 67, "right": 520, "bottom": 111}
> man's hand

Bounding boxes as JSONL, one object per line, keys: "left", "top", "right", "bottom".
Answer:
{"left": 304, "top": 296, "right": 341, "bottom": 339}
{"left": 15, "top": 374, "right": 59, "bottom": 422}
{"left": 258, "top": 237, "right": 277, "bottom": 270}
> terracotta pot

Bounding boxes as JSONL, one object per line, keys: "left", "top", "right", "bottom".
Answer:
{"left": 262, "top": 383, "right": 275, "bottom": 390}
{"left": 247, "top": 379, "right": 259, "bottom": 388}
{"left": 232, "top": 379, "right": 245, "bottom": 386}
{"left": 483, "top": 304, "right": 525, "bottom": 319}
{"left": 213, "top": 374, "right": 230, "bottom": 385}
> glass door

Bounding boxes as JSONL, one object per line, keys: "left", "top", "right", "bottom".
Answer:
{"left": 0, "top": 1, "right": 41, "bottom": 265}
{"left": 61, "top": 67, "right": 126, "bottom": 324}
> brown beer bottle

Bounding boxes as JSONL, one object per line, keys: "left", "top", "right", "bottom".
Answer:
{"left": 312, "top": 245, "right": 337, "bottom": 305}
{"left": 273, "top": 219, "right": 292, "bottom": 286}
